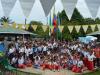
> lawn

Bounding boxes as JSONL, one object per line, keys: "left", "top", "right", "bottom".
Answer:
{"left": 83, "top": 69, "right": 100, "bottom": 75}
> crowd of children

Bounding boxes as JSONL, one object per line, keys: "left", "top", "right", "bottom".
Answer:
{"left": 6, "top": 38, "right": 100, "bottom": 73}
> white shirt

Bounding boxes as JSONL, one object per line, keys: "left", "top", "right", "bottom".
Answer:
{"left": 77, "top": 61, "right": 83, "bottom": 67}
{"left": 9, "top": 48, "right": 15, "bottom": 54}
{"left": 19, "top": 47, "right": 25, "bottom": 53}
{"left": 18, "top": 57, "right": 24, "bottom": 64}
{"left": 43, "top": 46, "right": 47, "bottom": 51}
{"left": 73, "top": 60, "right": 78, "bottom": 65}
{"left": 25, "top": 48, "right": 29, "bottom": 56}
{"left": 88, "top": 54, "right": 96, "bottom": 61}
{"left": 11, "top": 57, "right": 17, "bottom": 64}
{"left": 28, "top": 48, "right": 33, "bottom": 54}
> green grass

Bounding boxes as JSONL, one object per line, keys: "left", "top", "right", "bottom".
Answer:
{"left": 83, "top": 69, "right": 100, "bottom": 75}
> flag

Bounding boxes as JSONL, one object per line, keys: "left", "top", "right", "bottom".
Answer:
{"left": 53, "top": 13, "right": 57, "bottom": 28}
{"left": 57, "top": 13, "right": 61, "bottom": 26}
{"left": 49, "top": 13, "right": 53, "bottom": 36}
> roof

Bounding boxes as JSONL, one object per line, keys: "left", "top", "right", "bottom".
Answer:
{"left": 0, "top": 27, "right": 37, "bottom": 35}
{"left": 87, "top": 31, "right": 100, "bottom": 35}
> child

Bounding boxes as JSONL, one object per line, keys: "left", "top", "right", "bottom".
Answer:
{"left": 76, "top": 58, "right": 84, "bottom": 73}
{"left": 25, "top": 57, "right": 32, "bottom": 67}
{"left": 87, "top": 51, "right": 96, "bottom": 71}
{"left": 11, "top": 55, "right": 18, "bottom": 68}
{"left": 18, "top": 56, "right": 26, "bottom": 69}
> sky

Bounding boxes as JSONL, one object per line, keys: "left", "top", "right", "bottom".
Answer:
{"left": 0, "top": 0, "right": 100, "bottom": 24}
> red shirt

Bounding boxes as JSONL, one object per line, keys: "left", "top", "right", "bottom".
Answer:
{"left": 93, "top": 48, "right": 100, "bottom": 58}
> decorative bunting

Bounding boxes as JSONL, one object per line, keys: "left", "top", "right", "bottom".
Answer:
{"left": 18, "top": 24, "right": 23, "bottom": 30}
{"left": 42, "top": 25, "right": 48, "bottom": 32}
{"left": 75, "top": 25, "right": 81, "bottom": 33}
{"left": 12, "top": 22, "right": 16, "bottom": 29}
{"left": 40, "top": 0, "right": 56, "bottom": 16}
{"left": 58, "top": 26, "right": 64, "bottom": 32}
{"left": 1, "top": 0, "right": 17, "bottom": 17}
{"left": 82, "top": 25, "right": 89, "bottom": 32}
{"left": 85, "top": 0, "right": 100, "bottom": 18}
{"left": 90, "top": 25, "right": 96, "bottom": 31}
{"left": 97, "top": 24, "right": 100, "bottom": 31}
{"left": 25, "top": 24, "right": 29, "bottom": 30}
{"left": 68, "top": 26, "right": 74, "bottom": 33}
{"left": 19, "top": 0, "right": 35, "bottom": 18}
{"left": 62, "top": 0, "right": 78, "bottom": 20}
{"left": 32, "top": 25, "right": 38, "bottom": 31}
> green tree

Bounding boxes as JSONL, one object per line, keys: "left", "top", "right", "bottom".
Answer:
{"left": 78, "top": 26, "right": 86, "bottom": 37}
{"left": 86, "top": 25, "right": 92, "bottom": 34}
{"left": 35, "top": 25, "right": 44, "bottom": 37}
{"left": 0, "top": 16, "right": 12, "bottom": 24}
{"left": 84, "top": 18, "right": 95, "bottom": 25}
{"left": 29, "top": 21, "right": 43, "bottom": 25}
{"left": 94, "top": 25, "right": 99, "bottom": 31}
{"left": 95, "top": 18, "right": 100, "bottom": 24}
{"left": 62, "top": 25, "right": 72, "bottom": 40}
{"left": 58, "top": 10, "right": 69, "bottom": 25}
{"left": 71, "top": 8, "right": 85, "bottom": 25}
{"left": 71, "top": 26, "right": 79, "bottom": 39}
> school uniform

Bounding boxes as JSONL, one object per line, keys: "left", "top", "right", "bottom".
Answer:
{"left": 11, "top": 57, "right": 18, "bottom": 67}
{"left": 87, "top": 54, "right": 96, "bottom": 71}
{"left": 76, "top": 60, "right": 84, "bottom": 73}
{"left": 18, "top": 56, "right": 25, "bottom": 68}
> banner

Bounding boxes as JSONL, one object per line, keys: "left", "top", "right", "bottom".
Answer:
{"left": 42, "top": 25, "right": 48, "bottom": 32}
{"left": 68, "top": 26, "right": 74, "bottom": 33}
{"left": 62, "top": 0, "right": 78, "bottom": 20}
{"left": 1, "top": 0, "right": 17, "bottom": 17}
{"left": 58, "top": 26, "right": 64, "bottom": 32}
{"left": 75, "top": 25, "right": 81, "bottom": 33}
{"left": 32, "top": 25, "right": 38, "bottom": 31}
{"left": 90, "top": 25, "right": 96, "bottom": 31}
{"left": 82, "top": 25, "right": 89, "bottom": 32}
{"left": 85, "top": 0, "right": 100, "bottom": 19}
{"left": 40, "top": 0, "right": 56, "bottom": 16}
{"left": 19, "top": 0, "right": 35, "bottom": 18}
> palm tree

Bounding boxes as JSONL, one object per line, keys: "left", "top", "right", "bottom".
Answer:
{"left": 0, "top": 16, "right": 12, "bottom": 25}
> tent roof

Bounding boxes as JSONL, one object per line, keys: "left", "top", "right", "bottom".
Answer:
{"left": 87, "top": 31, "right": 100, "bottom": 35}
{"left": 0, "top": 27, "right": 37, "bottom": 35}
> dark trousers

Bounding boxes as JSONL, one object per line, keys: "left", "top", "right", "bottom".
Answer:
{"left": 96, "top": 58, "right": 100, "bottom": 67}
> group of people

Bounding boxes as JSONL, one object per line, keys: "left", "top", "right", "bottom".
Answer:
{"left": 6, "top": 38, "right": 100, "bottom": 73}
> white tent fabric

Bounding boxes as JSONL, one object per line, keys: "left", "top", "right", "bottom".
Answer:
{"left": 85, "top": 0, "right": 100, "bottom": 19}
{"left": 1, "top": 0, "right": 17, "bottom": 17}
{"left": 40, "top": 0, "right": 56, "bottom": 16}
{"left": 19, "top": 0, "right": 35, "bottom": 18}
{"left": 62, "top": 0, "right": 78, "bottom": 20}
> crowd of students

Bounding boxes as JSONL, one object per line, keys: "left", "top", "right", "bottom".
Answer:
{"left": 6, "top": 38, "right": 100, "bottom": 73}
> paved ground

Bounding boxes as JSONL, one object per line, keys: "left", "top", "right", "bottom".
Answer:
{"left": 19, "top": 67, "right": 83, "bottom": 75}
